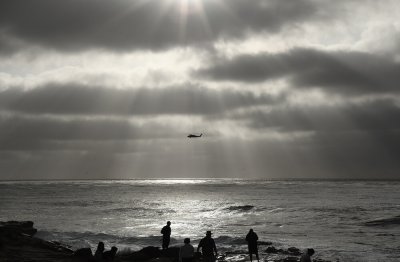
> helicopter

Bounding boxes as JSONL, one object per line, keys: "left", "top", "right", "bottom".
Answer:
{"left": 187, "top": 133, "right": 202, "bottom": 138}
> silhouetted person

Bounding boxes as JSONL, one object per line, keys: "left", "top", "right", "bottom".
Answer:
{"left": 245, "top": 229, "right": 259, "bottom": 262}
{"left": 93, "top": 242, "right": 105, "bottom": 261}
{"left": 300, "top": 248, "right": 315, "bottom": 262}
{"left": 197, "top": 231, "right": 217, "bottom": 262}
{"left": 161, "top": 221, "right": 172, "bottom": 249}
{"left": 103, "top": 246, "right": 118, "bottom": 262}
{"left": 179, "top": 238, "right": 194, "bottom": 262}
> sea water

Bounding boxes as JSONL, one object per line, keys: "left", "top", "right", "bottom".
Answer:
{"left": 1, "top": 179, "right": 400, "bottom": 262}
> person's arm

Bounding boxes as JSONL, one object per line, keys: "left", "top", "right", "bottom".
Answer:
{"left": 197, "top": 240, "right": 202, "bottom": 252}
{"left": 213, "top": 240, "right": 217, "bottom": 256}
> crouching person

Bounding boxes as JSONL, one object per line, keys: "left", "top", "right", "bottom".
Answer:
{"left": 180, "top": 238, "right": 195, "bottom": 262}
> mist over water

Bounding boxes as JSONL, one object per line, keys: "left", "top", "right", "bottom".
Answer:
{"left": 1, "top": 179, "right": 400, "bottom": 261}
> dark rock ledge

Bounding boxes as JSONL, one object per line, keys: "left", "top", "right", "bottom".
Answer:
{"left": 0, "top": 221, "right": 333, "bottom": 262}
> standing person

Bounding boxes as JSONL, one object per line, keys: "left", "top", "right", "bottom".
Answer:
{"left": 161, "top": 221, "right": 172, "bottom": 249}
{"left": 197, "top": 231, "right": 218, "bottom": 262}
{"left": 93, "top": 241, "right": 104, "bottom": 262}
{"left": 103, "top": 246, "right": 118, "bottom": 262}
{"left": 179, "top": 238, "right": 195, "bottom": 262}
{"left": 245, "top": 229, "right": 259, "bottom": 262}
{"left": 300, "top": 248, "right": 315, "bottom": 262}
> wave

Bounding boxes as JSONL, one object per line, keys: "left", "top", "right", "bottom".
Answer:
{"left": 108, "top": 207, "right": 150, "bottom": 212}
{"left": 104, "top": 207, "right": 176, "bottom": 215}
{"left": 364, "top": 215, "right": 400, "bottom": 227}
{"left": 225, "top": 205, "right": 255, "bottom": 212}
{"left": 45, "top": 200, "right": 113, "bottom": 207}
{"left": 37, "top": 230, "right": 251, "bottom": 249}
{"left": 307, "top": 206, "right": 368, "bottom": 214}
{"left": 37, "top": 230, "right": 170, "bottom": 249}
{"left": 213, "top": 236, "right": 246, "bottom": 245}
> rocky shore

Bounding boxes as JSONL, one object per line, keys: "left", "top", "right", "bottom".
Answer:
{"left": 0, "top": 221, "right": 333, "bottom": 262}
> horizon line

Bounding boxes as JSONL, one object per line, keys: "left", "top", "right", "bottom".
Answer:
{"left": 1, "top": 178, "right": 400, "bottom": 182}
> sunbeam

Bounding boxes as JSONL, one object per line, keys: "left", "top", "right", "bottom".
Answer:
{"left": 2, "top": 1, "right": 400, "bottom": 261}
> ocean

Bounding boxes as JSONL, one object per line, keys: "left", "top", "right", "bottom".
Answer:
{"left": 1, "top": 179, "right": 399, "bottom": 261}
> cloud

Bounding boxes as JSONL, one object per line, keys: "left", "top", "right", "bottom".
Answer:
{"left": 0, "top": 114, "right": 187, "bottom": 152}
{"left": 0, "top": 0, "right": 328, "bottom": 53}
{"left": 197, "top": 48, "right": 400, "bottom": 95}
{"left": 1, "top": 130, "right": 400, "bottom": 179}
{"left": 221, "top": 99, "right": 400, "bottom": 178}
{"left": 233, "top": 99, "right": 400, "bottom": 132}
{"left": 0, "top": 83, "right": 281, "bottom": 116}
{"left": 1, "top": 0, "right": 400, "bottom": 179}
{"left": 1, "top": 99, "right": 400, "bottom": 179}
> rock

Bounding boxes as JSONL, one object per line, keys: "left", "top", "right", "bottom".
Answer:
{"left": 287, "top": 247, "right": 301, "bottom": 256}
{"left": 265, "top": 246, "right": 278, "bottom": 253}
{"left": 258, "top": 241, "right": 273, "bottom": 246}
{"left": 0, "top": 221, "right": 37, "bottom": 237}
{"left": 225, "top": 250, "right": 248, "bottom": 255}
{"left": 161, "top": 247, "right": 180, "bottom": 259}
{"left": 0, "top": 221, "right": 73, "bottom": 262}
{"left": 282, "top": 257, "right": 299, "bottom": 262}
{"left": 149, "top": 257, "right": 176, "bottom": 262}
{"left": 74, "top": 248, "right": 93, "bottom": 259}
{"left": 119, "top": 246, "right": 161, "bottom": 261}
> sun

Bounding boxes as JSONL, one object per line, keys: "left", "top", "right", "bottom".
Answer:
{"left": 178, "top": 0, "right": 202, "bottom": 15}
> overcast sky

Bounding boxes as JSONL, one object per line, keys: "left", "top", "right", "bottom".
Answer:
{"left": 1, "top": 0, "right": 399, "bottom": 180}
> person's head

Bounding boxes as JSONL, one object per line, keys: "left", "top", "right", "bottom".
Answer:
{"left": 167, "top": 221, "right": 171, "bottom": 226}
{"left": 206, "top": 231, "right": 212, "bottom": 237}
{"left": 249, "top": 229, "right": 253, "bottom": 233}
{"left": 97, "top": 242, "right": 104, "bottom": 251}
{"left": 307, "top": 248, "right": 315, "bottom": 256}
{"left": 184, "top": 238, "right": 190, "bottom": 244}
{"left": 111, "top": 246, "right": 118, "bottom": 255}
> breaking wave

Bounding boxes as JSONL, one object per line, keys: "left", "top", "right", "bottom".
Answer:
{"left": 36, "top": 230, "right": 250, "bottom": 251}
{"left": 364, "top": 215, "right": 400, "bottom": 227}
{"left": 225, "top": 205, "right": 255, "bottom": 212}
{"left": 105, "top": 207, "right": 175, "bottom": 215}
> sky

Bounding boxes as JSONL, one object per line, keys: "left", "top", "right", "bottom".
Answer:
{"left": 0, "top": 0, "right": 399, "bottom": 180}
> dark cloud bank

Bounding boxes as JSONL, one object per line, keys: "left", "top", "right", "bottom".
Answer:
{"left": 0, "top": 0, "right": 327, "bottom": 53}
{"left": 238, "top": 100, "right": 400, "bottom": 132}
{"left": 0, "top": 83, "right": 280, "bottom": 115}
{"left": 197, "top": 48, "right": 400, "bottom": 95}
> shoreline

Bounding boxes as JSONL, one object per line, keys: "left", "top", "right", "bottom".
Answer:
{"left": 0, "top": 221, "right": 333, "bottom": 262}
